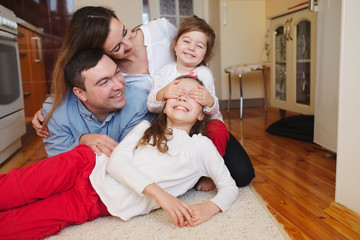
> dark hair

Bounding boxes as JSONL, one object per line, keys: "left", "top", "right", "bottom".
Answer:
{"left": 43, "top": 6, "right": 118, "bottom": 127}
{"left": 135, "top": 75, "right": 208, "bottom": 153}
{"left": 64, "top": 48, "right": 104, "bottom": 90}
{"left": 171, "top": 15, "right": 216, "bottom": 66}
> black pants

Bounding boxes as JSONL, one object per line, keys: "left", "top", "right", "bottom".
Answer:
{"left": 223, "top": 132, "right": 255, "bottom": 187}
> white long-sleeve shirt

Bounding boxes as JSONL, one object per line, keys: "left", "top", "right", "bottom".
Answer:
{"left": 147, "top": 63, "right": 223, "bottom": 121}
{"left": 89, "top": 120, "right": 238, "bottom": 221}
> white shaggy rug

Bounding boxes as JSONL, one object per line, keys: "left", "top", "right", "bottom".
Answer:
{"left": 46, "top": 186, "right": 288, "bottom": 240}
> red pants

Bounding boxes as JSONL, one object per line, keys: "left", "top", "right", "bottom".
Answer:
{"left": 206, "top": 119, "right": 230, "bottom": 156}
{"left": 0, "top": 145, "right": 109, "bottom": 240}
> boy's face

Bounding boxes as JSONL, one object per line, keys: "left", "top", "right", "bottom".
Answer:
{"left": 174, "top": 31, "right": 208, "bottom": 67}
{"left": 74, "top": 54, "right": 126, "bottom": 121}
{"left": 164, "top": 78, "right": 205, "bottom": 133}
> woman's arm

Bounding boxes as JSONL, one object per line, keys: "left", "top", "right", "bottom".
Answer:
{"left": 32, "top": 108, "right": 49, "bottom": 138}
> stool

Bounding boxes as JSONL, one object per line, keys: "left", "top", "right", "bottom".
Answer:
{"left": 225, "top": 63, "right": 269, "bottom": 119}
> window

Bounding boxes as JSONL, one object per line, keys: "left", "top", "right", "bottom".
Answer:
{"left": 143, "top": 0, "right": 194, "bottom": 26}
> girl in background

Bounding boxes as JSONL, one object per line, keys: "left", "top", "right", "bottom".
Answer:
{"left": 0, "top": 75, "right": 238, "bottom": 240}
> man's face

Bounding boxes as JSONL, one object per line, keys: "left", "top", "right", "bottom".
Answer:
{"left": 74, "top": 54, "right": 126, "bottom": 122}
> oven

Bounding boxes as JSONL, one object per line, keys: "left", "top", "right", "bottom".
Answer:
{"left": 0, "top": 5, "right": 26, "bottom": 164}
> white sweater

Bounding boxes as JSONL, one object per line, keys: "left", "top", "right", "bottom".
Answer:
{"left": 89, "top": 120, "right": 238, "bottom": 221}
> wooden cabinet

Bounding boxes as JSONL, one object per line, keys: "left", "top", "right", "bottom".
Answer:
{"left": 18, "top": 25, "right": 48, "bottom": 123}
{"left": 269, "top": 8, "right": 317, "bottom": 115}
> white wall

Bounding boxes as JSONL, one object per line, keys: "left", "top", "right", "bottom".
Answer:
{"left": 335, "top": 0, "right": 360, "bottom": 215}
{"left": 74, "top": 0, "right": 143, "bottom": 29}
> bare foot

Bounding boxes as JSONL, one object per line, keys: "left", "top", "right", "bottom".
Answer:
{"left": 195, "top": 177, "right": 215, "bottom": 192}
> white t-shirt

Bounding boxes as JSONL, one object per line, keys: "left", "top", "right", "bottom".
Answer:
{"left": 123, "top": 18, "right": 177, "bottom": 91}
{"left": 147, "top": 63, "right": 223, "bottom": 121}
{"left": 89, "top": 120, "right": 238, "bottom": 221}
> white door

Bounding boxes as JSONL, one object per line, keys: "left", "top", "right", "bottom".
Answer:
{"left": 313, "top": 0, "right": 341, "bottom": 152}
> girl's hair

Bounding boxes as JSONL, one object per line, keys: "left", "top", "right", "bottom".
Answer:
{"left": 43, "top": 6, "right": 118, "bottom": 127}
{"left": 171, "top": 15, "right": 216, "bottom": 66}
{"left": 135, "top": 75, "right": 208, "bottom": 153}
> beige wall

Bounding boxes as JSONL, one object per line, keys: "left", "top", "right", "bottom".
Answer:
{"left": 203, "top": 1, "right": 222, "bottom": 97}
{"left": 218, "top": 0, "right": 266, "bottom": 100}
{"left": 74, "top": 0, "right": 143, "bottom": 29}
{"left": 266, "top": 0, "right": 307, "bottom": 18}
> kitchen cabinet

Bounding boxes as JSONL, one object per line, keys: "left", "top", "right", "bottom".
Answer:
{"left": 18, "top": 25, "right": 48, "bottom": 123}
{"left": 269, "top": 8, "right": 317, "bottom": 116}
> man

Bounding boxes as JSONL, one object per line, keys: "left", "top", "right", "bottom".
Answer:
{"left": 42, "top": 48, "right": 155, "bottom": 157}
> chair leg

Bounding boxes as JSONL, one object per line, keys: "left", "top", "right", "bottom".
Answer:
{"left": 262, "top": 69, "right": 268, "bottom": 112}
{"left": 239, "top": 74, "right": 243, "bottom": 120}
{"left": 227, "top": 72, "right": 232, "bottom": 112}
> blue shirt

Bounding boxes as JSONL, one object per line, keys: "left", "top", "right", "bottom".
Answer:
{"left": 43, "top": 83, "right": 155, "bottom": 157}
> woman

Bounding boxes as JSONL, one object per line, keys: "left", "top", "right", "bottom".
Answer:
{"left": 35, "top": 6, "right": 176, "bottom": 132}
{"left": 33, "top": 6, "right": 255, "bottom": 187}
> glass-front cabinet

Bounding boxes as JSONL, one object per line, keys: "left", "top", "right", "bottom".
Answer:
{"left": 270, "top": 8, "right": 317, "bottom": 115}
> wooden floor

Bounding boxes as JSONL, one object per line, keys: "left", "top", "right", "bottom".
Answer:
{"left": 1, "top": 107, "right": 360, "bottom": 239}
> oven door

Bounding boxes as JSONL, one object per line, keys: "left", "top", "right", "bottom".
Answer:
{"left": 0, "top": 30, "right": 26, "bottom": 163}
{"left": 0, "top": 30, "right": 24, "bottom": 118}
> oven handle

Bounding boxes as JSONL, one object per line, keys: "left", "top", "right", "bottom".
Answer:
{"left": 31, "top": 36, "right": 43, "bottom": 62}
{"left": 23, "top": 92, "right": 31, "bottom": 97}
{"left": 0, "top": 30, "right": 17, "bottom": 41}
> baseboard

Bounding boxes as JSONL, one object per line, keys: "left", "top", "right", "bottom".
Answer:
{"left": 324, "top": 202, "right": 360, "bottom": 235}
{"left": 219, "top": 98, "right": 266, "bottom": 110}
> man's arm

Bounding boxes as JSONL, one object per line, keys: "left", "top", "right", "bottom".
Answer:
{"left": 79, "top": 133, "right": 118, "bottom": 157}
{"left": 42, "top": 117, "right": 75, "bottom": 157}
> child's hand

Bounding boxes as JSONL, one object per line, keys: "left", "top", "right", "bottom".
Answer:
{"left": 143, "top": 183, "right": 194, "bottom": 227}
{"left": 187, "top": 201, "right": 221, "bottom": 227}
{"left": 159, "top": 192, "right": 194, "bottom": 228}
{"left": 190, "top": 85, "right": 214, "bottom": 108}
{"left": 156, "top": 80, "right": 185, "bottom": 102}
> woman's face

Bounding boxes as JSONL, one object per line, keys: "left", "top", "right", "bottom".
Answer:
{"left": 103, "top": 18, "right": 135, "bottom": 60}
{"left": 163, "top": 78, "right": 205, "bottom": 133}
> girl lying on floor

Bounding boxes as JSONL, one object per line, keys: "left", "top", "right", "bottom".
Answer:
{"left": 0, "top": 75, "right": 238, "bottom": 240}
